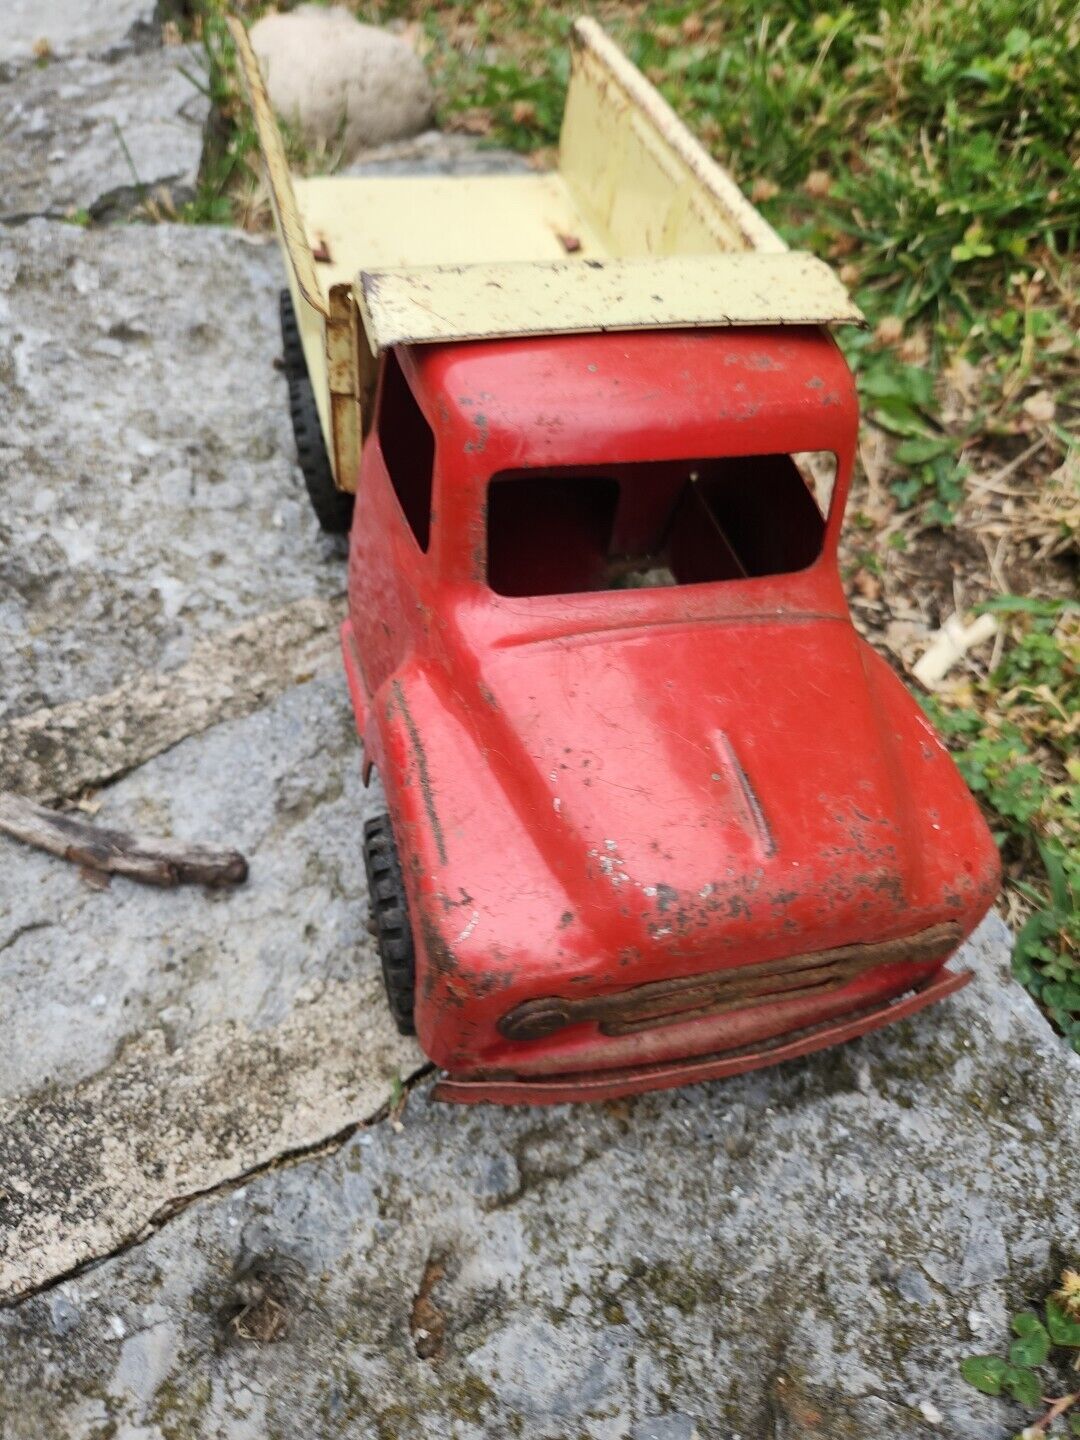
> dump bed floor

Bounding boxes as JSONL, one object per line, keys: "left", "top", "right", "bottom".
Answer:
{"left": 293, "top": 174, "right": 611, "bottom": 298}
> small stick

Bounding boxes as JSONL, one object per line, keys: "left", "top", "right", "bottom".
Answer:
{"left": 911, "top": 612, "right": 999, "bottom": 688}
{"left": 1027, "top": 1389, "right": 1079, "bottom": 1438}
{"left": 0, "top": 791, "right": 248, "bottom": 889}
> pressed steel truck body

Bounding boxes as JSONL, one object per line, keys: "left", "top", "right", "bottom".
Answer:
{"left": 232, "top": 18, "right": 1000, "bottom": 1103}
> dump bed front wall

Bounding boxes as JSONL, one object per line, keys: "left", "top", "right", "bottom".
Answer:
{"left": 560, "top": 17, "right": 786, "bottom": 257}
{"left": 358, "top": 254, "right": 863, "bottom": 349}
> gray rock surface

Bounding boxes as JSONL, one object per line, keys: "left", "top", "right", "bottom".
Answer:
{"left": 0, "top": 216, "right": 421, "bottom": 1308}
{"left": 0, "top": 0, "right": 158, "bottom": 63}
{"left": 0, "top": 673, "right": 423, "bottom": 1301}
{"left": 0, "top": 595, "right": 342, "bottom": 802}
{"left": 0, "top": 221, "right": 343, "bottom": 724}
{"left": 250, "top": 4, "right": 434, "bottom": 161}
{"left": 0, "top": 45, "right": 210, "bottom": 222}
{"left": 0, "top": 919, "right": 1076, "bottom": 1440}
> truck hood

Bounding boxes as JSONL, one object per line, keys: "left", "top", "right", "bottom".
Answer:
{"left": 469, "top": 615, "right": 921, "bottom": 956}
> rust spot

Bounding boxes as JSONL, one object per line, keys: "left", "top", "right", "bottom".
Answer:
{"left": 410, "top": 1253, "right": 447, "bottom": 1361}
{"left": 463, "top": 413, "right": 489, "bottom": 454}
{"left": 419, "top": 912, "right": 466, "bottom": 1008}
{"left": 654, "top": 883, "right": 678, "bottom": 914}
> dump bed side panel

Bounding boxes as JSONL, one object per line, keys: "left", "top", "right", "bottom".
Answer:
{"left": 228, "top": 16, "right": 361, "bottom": 493}
{"left": 560, "top": 17, "right": 785, "bottom": 258}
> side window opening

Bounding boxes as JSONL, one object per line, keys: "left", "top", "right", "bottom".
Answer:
{"left": 378, "top": 351, "right": 435, "bottom": 551}
{"left": 486, "top": 454, "right": 833, "bottom": 598}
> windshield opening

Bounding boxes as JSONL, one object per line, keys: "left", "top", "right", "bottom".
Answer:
{"left": 486, "top": 453, "right": 835, "bottom": 599}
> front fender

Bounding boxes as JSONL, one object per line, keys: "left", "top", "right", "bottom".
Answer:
{"left": 372, "top": 662, "right": 596, "bottom": 1069}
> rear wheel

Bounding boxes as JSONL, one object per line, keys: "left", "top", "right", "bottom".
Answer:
{"left": 278, "top": 288, "right": 305, "bottom": 381}
{"left": 287, "top": 370, "right": 354, "bottom": 534}
{"left": 362, "top": 814, "right": 417, "bottom": 1035}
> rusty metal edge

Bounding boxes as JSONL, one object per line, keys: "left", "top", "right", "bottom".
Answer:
{"left": 432, "top": 967, "right": 973, "bottom": 1106}
{"left": 327, "top": 283, "right": 361, "bottom": 493}
{"left": 357, "top": 253, "right": 866, "bottom": 351}
{"left": 227, "top": 16, "right": 327, "bottom": 320}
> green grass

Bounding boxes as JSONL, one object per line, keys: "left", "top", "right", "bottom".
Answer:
{"left": 183, "top": 0, "right": 1077, "bottom": 1030}
{"left": 922, "top": 597, "right": 1079, "bottom": 1049}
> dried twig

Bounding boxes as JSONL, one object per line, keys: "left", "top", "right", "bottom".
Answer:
{"left": 1026, "top": 1389, "right": 1079, "bottom": 1438}
{"left": 0, "top": 791, "right": 248, "bottom": 889}
{"left": 966, "top": 436, "right": 1048, "bottom": 496}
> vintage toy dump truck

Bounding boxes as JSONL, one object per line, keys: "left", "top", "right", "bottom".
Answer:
{"left": 232, "top": 17, "right": 1000, "bottom": 1104}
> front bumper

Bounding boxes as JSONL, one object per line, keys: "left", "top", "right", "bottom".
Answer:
{"left": 432, "top": 965, "right": 972, "bottom": 1105}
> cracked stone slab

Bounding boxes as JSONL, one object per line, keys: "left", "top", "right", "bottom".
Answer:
{"left": 0, "top": 594, "right": 342, "bottom": 802}
{"left": 0, "top": 204, "right": 421, "bottom": 1310}
{"left": 0, "top": 0, "right": 159, "bottom": 63}
{"left": 0, "top": 917, "right": 1075, "bottom": 1440}
{"left": 0, "top": 220, "right": 344, "bottom": 725}
{"left": 0, "top": 672, "right": 423, "bottom": 1303}
{"left": 0, "top": 45, "right": 210, "bottom": 222}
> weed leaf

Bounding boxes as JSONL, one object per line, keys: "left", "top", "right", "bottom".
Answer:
{"left": 960, "top": 1355, "right": 1008, "bottom": 1395}
{"left": 1008, "top": 1312, "right": 1050, "bottom": 1367}
{"left": 1001, "top": 1365, "right": 1041, "bottom": 1408}
{"left": 1047, "top": 1299, "right": 1080, "bottom": 1347}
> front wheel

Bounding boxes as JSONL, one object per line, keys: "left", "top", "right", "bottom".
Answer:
{"left": 362, "top": 814, "right": 416, "bottom": 1035}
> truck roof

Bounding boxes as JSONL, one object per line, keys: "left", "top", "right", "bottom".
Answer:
{"left": 403, "top": 326, "right": 858, "bottom": 472}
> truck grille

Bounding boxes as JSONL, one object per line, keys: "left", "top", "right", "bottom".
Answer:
{"left": 497, "top": 922, "right": 962, "bottom": 1042}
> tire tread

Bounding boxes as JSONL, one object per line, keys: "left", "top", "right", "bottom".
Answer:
{"left": 362, "top": 814, "right": 416, "bottom": 1035}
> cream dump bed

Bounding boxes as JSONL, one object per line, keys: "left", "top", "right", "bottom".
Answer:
{"left": 230, "top": 15, "right": 862, "bottom": 492}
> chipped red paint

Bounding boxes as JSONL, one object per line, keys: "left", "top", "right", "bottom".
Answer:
{"left": 343, "top": 326, "right": 1000, "bottom": 1102}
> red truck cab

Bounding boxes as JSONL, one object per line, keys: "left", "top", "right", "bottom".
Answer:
{"left": 341, "top": 325, "right": 999, "bottom": 1104}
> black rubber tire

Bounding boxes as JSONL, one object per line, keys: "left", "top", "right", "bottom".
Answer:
{"left": 287, "top": 370, "right": 354, "bottom": 534}
{"left": 362, "top": 814, "right": 417, "bottom": 1035}
{"left": 278, "top": 288, "right": 305, "bottom": 381}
